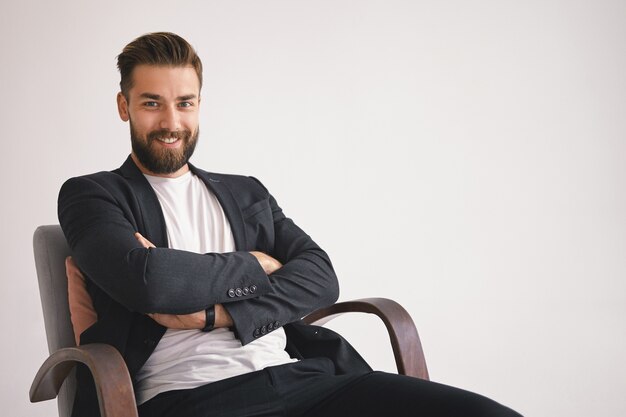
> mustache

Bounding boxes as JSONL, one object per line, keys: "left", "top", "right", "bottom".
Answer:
{"left": 147, "top": 129, "right": 192, "bottom": 142}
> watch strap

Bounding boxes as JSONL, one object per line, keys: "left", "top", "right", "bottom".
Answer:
{"left": 201, "top": 305, "right": 215, "bottom": 332}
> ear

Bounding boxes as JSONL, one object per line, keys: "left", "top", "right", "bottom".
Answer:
{"left": 117, "top": 92, "right": 129, "bottom": 122}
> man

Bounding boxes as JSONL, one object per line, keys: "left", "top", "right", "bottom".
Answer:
{"left": 59, "top": 32, "right": 521, "bottom": 417}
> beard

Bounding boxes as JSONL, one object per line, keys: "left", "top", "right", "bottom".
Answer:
{"left": 130, "top": 121, "right": 199, "bottom": 174}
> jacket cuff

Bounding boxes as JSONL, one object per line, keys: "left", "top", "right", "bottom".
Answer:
{"left": 219, "top": 252, "right": 271, "bottom": 303}
{"left": 222, "top": 292, "right": 283, "bottom": 346}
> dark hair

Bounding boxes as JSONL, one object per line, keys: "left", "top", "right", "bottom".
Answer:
{"left": 117, "top": 32, "right": 203, "bottom": 98}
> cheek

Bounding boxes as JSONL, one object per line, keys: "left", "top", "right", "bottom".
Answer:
{"left": 130, "top": 113, "right": 158, "bottom": 133}
{"left": 182, "top": 113, "right": 200, "bottom": 130}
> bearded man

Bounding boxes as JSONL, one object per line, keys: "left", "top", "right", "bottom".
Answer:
{"left": 58, "top": 32, "right": 521, "bottom": 417}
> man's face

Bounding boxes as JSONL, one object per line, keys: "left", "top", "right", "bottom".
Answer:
{"left": 117, "top": 65, "right": 201, "bottom": 176}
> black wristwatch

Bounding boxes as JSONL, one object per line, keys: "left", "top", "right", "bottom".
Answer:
{"left": 202, "top": 305, "right": 216, "bottom": 332}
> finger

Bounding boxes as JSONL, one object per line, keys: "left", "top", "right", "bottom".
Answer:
{"left": 135, "top": 232, "right": 156, "bottom": 248}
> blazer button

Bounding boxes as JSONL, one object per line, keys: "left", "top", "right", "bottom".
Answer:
{"left": 250, "top": 285, "right": 257, "bottom": 294}
{"left": 242, "top": 287, "right": 250, "bottom": 296}
{"left": 267, "top": 322, "right": 274, "bottom": 331}
{"left": 273, "top": 321, "right": 280, "bottom": 328}
{"left": 260, "top": 325, "right": 267, "bottom": 335}
{"left": 253, "top": 328, "right": 261, "bottom": 338}
{"left": 235, "top": 288, "right": 243, "bottom": 297}
{"left": 228, "top": 289, "right": 236, "bottom": 298}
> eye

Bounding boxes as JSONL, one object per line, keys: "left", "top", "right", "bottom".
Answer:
{"left": 178, "top": 101, "right": 193, "bottom": 108}
{"left": 143, "top": 101, "right": 159, "bottom": 108}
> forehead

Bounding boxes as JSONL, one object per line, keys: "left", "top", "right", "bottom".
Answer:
{"left": 129, "top": 65, "right": 200, "bottom": 97}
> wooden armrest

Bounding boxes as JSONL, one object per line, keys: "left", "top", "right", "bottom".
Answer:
{"left": 30, "top": 343, "right": 138, "bottom": 417}
{"left": 303, "top": 297, "right": 429, "bottom": 380}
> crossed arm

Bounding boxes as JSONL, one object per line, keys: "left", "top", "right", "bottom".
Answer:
{"left": 59, "top": 174, "right": 339, "bottom": 344}
{"left": 135, "top": 232, "right": 283, "bottom": 330}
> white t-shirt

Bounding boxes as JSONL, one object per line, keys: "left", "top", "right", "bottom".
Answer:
{"left": 134, "top": 171, "right": 296, "bottom": 405}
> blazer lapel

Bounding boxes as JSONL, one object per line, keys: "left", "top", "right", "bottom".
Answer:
{"left": 117, "top": 156, "right": 248, "bottom": 251}
{"left": 189, "top": 163, "right": 248, "bottom": 251}
{"left": 118, "top": 155, "right": 169, "bottom": 247}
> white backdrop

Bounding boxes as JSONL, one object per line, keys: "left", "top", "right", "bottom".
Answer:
{"left": 1, "top": 1, "right": 625, "bottom": 416}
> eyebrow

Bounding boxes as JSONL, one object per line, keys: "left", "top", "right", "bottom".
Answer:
{"left": 139, "top": 93, "right": 197, "bottom": 101}
{"left": 139, "top": 93, "right": 161, "bottom": 100}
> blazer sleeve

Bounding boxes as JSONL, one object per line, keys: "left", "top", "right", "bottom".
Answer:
{"left": 223, "top": 178, "right": 339, "bottom": 345}
{"left": 58, "top": 175, "right": 271, "bottom": 315}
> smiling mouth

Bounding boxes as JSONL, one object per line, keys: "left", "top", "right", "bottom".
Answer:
{"left": 156, "top": 137, "right": 179, "bottom": 144}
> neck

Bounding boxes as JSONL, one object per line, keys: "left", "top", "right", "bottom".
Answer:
{"left": 130, "top": 153, "right": 190, "bottom": 178}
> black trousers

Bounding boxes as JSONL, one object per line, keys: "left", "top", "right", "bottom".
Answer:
{"left": 138, "top": 358, "right": 522, "bottom": 417}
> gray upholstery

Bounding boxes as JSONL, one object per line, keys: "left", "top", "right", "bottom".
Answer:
{"left": 33, "top": 225, "right": 76, "bottom": 417}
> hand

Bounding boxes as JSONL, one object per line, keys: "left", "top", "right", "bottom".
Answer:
{"left": 135, "top": 232, "right": 156, "bottom": 249}
{"left": 249, "top": 251, "right": 282, "bottom": 275}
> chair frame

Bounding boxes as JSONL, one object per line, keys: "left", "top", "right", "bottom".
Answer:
{"left": 30, "top": 226, "right": 428, "bottom": 417}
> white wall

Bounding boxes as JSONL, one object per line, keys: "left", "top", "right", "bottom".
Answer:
{"left": 1, "top": 1, "right": 625, "bottom": 416}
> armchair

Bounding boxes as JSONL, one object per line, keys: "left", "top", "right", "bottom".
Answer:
{"left": 30, "top": 225, "right": 428, "bottom": 417}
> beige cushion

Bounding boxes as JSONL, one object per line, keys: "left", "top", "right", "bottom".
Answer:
{"left": 66, "top": 256, "right": 97, "bottom": 345}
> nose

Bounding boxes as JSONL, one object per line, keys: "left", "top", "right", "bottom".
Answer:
{"left": 159, "top": 105, "right": 181, "bottom": 131}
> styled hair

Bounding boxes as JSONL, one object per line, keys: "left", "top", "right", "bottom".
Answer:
{"left": 117, "top": 32, "right": 203, "bottom": 98}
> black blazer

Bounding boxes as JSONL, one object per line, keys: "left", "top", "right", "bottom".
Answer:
{"left": 58, "top": 156, "right": 370, "bottom": 417}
